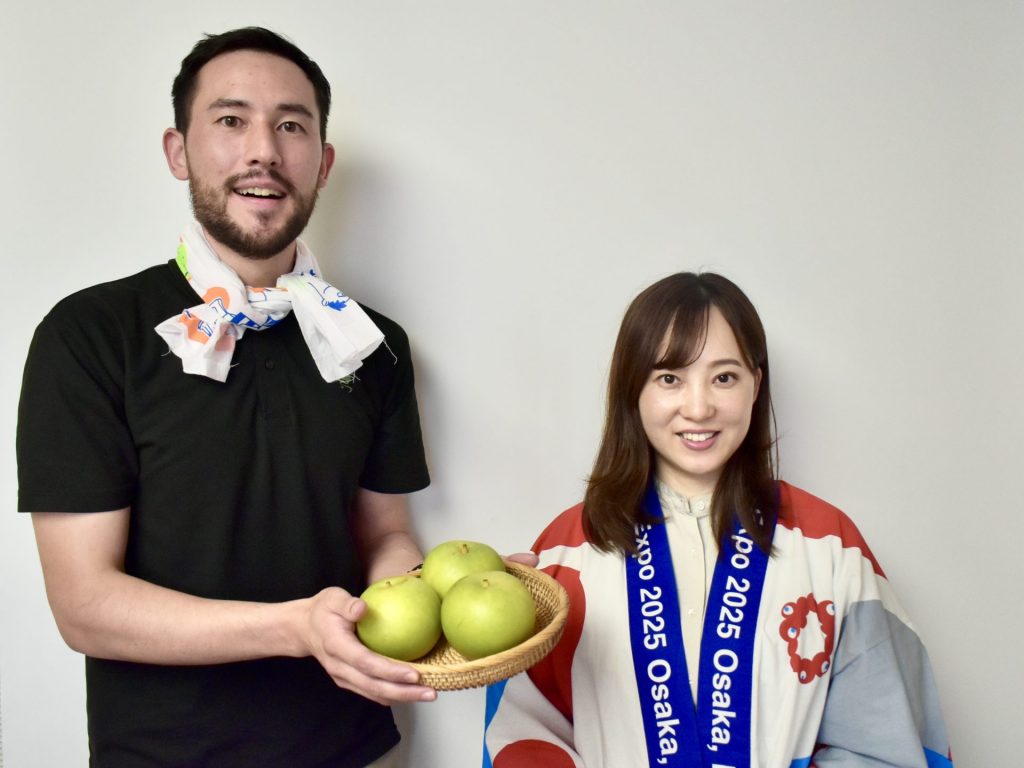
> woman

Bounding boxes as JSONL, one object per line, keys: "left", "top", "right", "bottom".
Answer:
{"left": 483, "top": 273, "right": 954, "bottom": 767}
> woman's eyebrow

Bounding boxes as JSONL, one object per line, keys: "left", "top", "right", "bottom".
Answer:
{"left": 653, "top": 358, "right": 745, "bottom": 371}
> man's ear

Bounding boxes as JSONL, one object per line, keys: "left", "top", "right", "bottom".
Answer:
{"left": 317, "top": 142, "right": 336, "bottom": 189}
{"left": 163, "top": 128, "right": 189, "bottom": 181}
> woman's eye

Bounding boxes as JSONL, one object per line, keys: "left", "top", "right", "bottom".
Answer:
{"left": 715, "top": 373, "right": 736, "bottom": 385}
{"left": 659, "top": 374, "right": 678, "bottom": 385}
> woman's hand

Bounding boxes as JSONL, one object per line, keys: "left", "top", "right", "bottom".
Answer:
{"left": 504, "top": 551, "right": 540, "bottom": 568}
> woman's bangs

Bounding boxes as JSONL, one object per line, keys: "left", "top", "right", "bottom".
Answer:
{"left": 654, "top": 307, "right": 708, "bottom": 371}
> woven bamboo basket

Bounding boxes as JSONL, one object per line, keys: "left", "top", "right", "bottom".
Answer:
{"left": 404, "top": 561, "right": 570, "bottom": 691}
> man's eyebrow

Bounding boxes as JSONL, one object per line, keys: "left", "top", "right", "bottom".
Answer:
{"left": 207, "top": 98, "right": 315, "bottom": 119}
{"left": 207, "top": 98, "right": 250, "bottom": 111}
{"left": 276, "top": 102, "right": 316, "bottom": 119}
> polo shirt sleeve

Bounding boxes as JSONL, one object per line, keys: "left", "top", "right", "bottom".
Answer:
{"left": 356, "top": 319, "right": 430, "bottom": 494}
{"left": 17, "top": 293, "right": 139, "bottom": 513}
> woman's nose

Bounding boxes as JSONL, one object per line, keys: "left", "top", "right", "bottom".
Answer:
{"left": 679, "top": 383, "right": 714, "bottom": 421}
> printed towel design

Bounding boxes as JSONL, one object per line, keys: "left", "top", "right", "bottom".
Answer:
{"left": 155, "top": 221, "right": 384, "bottom": 382}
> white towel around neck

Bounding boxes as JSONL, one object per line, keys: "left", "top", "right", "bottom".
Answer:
{"left": 155, "top": 221, "right": 384, "bottom": 382}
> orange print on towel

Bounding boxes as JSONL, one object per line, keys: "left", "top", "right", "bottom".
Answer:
{"left": 181, "top": 286, "right": 233, "bottom": 348}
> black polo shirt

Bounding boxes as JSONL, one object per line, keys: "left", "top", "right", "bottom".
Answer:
{"left": 17, "top": 260, "right": 430, "bottom": 767}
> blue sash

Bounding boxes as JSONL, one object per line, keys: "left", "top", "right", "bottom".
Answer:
{"left": 626, "top": 485, "right": 772, "bottom": 767}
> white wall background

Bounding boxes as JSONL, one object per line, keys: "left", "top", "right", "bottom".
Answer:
{"left": 2, "top": 2, "right": 1020, "bottom": 766}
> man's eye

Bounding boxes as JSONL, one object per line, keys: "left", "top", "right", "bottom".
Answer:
{"left": 219, "top": 116, "right": 241, "bottom": 128}
{"left": 280, "top": 121, "right": 303, "bottom": 133}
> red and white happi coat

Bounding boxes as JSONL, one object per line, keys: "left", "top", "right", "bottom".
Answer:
{"left": 483, "top": 482, "right": 954, "bottom": 768}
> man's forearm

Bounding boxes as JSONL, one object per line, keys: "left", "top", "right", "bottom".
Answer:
{"left": 50, "top": 567, "right": 311, "bottom": 664}
{"left": 350, "top": 488, "right": 424, "bottom": 585}
{"left": 363, "top": 529, "right": 424, "bottom": 584}
{"left": 34, "top": 510, "right": 314, "bottom": 665}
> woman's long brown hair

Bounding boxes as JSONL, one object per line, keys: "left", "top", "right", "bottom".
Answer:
{"left": 582, "top": 272, "right": 778, "bottom": 555}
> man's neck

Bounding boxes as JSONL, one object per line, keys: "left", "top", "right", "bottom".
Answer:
{"left": 202, "top": 230, "right": 297, "bottom": 288}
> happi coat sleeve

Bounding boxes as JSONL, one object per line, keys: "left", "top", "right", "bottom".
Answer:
{"left": 773, "top": 487, "right": 954, "bottom": 768}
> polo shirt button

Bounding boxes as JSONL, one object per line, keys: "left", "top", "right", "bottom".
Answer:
{"left": 265, "top": 359, "right": 275, "bottom": 370}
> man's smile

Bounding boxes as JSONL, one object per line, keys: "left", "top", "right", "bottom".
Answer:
{"left": 235, "top": 186, "right": 284, "bottom": 198}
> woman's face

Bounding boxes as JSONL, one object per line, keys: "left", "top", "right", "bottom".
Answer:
{"left": 638, "top": 306, "right": 761, "bottom": 498}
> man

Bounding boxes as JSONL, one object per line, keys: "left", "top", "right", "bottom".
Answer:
{"left": 17, "top": 27, "right": 435, "bottom": 767}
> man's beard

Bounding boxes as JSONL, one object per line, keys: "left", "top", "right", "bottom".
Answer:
{"left": 189, "top": 171, "right": 319, "bottom": 261}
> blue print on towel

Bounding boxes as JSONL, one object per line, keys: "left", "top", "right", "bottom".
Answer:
{"left": 306, "top": 280, "right": 349, "bottom": 311}
{"left": 208, "top": 295, "right": 280, "bottom": 330}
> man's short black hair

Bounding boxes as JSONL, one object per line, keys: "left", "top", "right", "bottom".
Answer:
{"left": 172, "top": 26, "right": 331, "bottom": 141}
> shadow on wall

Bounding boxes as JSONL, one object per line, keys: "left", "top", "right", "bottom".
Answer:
{"left": 303, "top": 150, "right": 456, "bottom": 538}
{"left": 305, "top": 155, "right": 406, "bottom": 294}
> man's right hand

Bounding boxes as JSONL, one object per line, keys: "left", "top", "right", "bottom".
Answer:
{"left": 300, "top": 587, "right": 437, "bottom": 706}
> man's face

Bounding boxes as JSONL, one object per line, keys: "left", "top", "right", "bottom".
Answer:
{"left": 165, "top": 50, "right": 334, "bottom": 263}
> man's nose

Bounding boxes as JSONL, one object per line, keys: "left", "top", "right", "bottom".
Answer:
{"left": 245, "top": 124, "right": 282, "bottom": 166}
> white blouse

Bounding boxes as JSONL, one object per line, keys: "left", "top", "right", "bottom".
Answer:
{"left": 656, "top": 479, "right": 717, "bottom": 704}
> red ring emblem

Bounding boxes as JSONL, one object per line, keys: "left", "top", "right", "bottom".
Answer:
{"left": 779, "top": 593, "right": 836, "bottom": 684}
